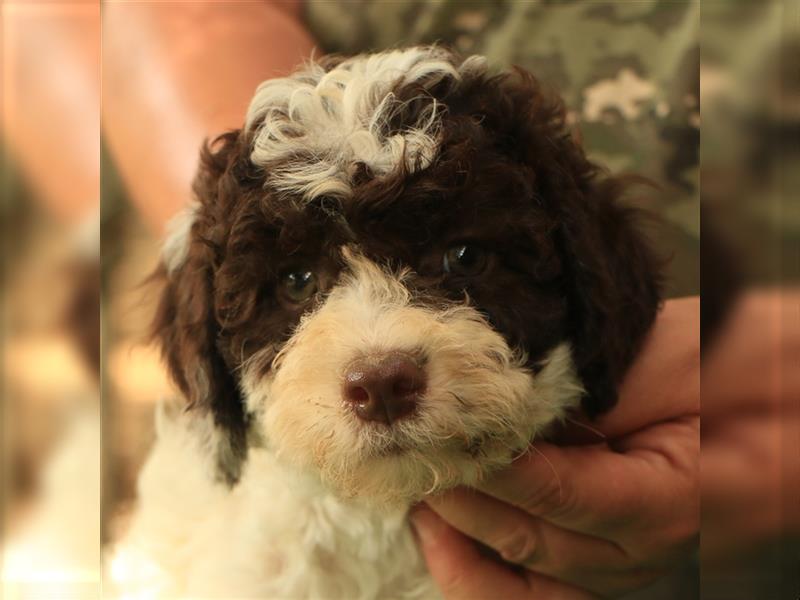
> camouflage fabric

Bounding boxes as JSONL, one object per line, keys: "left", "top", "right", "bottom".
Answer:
{"left": 304, "top": 0, "right": 700, "bottom": 297}
{"left": 701, "top": 0, "right": 800, "bottom": 289}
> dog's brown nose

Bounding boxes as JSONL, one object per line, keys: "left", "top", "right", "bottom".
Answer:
{"left": 343, "top": 353, "right": 425, "bottom": 424}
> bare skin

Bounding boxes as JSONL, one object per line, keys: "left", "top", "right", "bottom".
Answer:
{"left": 1, "top": 2, "right": 100, "bottom": 225}
{"left": 701, "top": 290, "right": 799, "bottom": 564}
{"left": 102, "top": 1, "right": 315, "bottom": 233}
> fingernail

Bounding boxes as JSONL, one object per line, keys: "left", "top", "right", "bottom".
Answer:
{"left": 409, "top": 504, "right": 442, "bottom": 546}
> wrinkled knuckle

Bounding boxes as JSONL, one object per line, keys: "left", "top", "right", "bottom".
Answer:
{"left": 495, "top": 527, "right": 538, "bottom": 566}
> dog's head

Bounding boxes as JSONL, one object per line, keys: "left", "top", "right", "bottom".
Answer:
{"left": 153, "top": 47, "right": 661, "bottom": 505}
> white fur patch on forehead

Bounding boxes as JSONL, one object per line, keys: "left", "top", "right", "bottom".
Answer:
{"left": 245, "top": 47, "right": 487, "bottom": 201}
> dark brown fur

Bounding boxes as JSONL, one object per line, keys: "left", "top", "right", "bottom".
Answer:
{"left": 152, "top": 51, "right": 663, "bottom": 483}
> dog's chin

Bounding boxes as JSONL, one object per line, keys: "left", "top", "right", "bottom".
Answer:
{"left": 274, "top": 424, "right": 527, "bottom": 509}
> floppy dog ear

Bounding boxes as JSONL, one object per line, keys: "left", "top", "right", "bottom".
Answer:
{"left": 490, "top": 68, "right": 663, "bottom": 417}
{"left": 151, "top": 131, "right": 249, "bottom": 484}
{"left": 555, "top": 177, "right": 663, "bottom": 417}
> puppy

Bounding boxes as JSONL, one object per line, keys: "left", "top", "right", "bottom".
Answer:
{"left": 110, "top": 46, "right": 661, "bottom": 599}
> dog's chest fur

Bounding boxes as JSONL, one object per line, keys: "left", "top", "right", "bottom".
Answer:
{"left": 111, "top": 411, "right": 439, "bottom": 599}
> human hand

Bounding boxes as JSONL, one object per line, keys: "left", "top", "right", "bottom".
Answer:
{"left": 701, "top": 290, "right": 799, "bottom": 565}
{"left": 411, "top": 297, "right": 700, "bottom": 599}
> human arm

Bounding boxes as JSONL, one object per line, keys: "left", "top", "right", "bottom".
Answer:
{"left": 102, "top": 1, "right": 316, "bottom": 233}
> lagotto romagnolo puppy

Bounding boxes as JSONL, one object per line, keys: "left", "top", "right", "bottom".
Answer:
{"left": 110, "top": 46, "right": 662, "bottom": 598}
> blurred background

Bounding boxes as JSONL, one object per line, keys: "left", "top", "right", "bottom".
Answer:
{"left": 1, "top": 0, "right": 797, "bottom": 598}
{"left": 2, "top": 2, "right": 101, "bottom": 598}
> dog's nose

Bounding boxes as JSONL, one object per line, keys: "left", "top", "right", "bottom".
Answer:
{"left": 343, "top": 353, "right": 426, "bottom": 424}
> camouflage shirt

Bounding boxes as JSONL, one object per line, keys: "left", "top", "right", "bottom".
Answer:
{"left": 304, "top": 0, "right": 701, "bottom": 297}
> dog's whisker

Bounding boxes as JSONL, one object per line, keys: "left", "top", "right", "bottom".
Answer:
{"left": 529, "top": 444, "right": 563, "bottom": 504}
{"left": 511, "top": 445, "right": 529, "bottom": 462}
{"left": 565, "top": 417, "right": 607, "bottom": 441}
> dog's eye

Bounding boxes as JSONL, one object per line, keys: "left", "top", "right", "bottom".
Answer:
{"left": 281, "top": 269, "right": 318, "bottom": 304}
{"left": 443, "top": 244, "right": 487, "bottom": 276}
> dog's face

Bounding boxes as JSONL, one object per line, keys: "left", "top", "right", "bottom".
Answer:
{"left": 153, "top": 48, "right": 661, "bottom": 505}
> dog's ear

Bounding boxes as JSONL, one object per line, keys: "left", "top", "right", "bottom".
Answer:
{"left": 151, "top": 131, "right": 249, "bottom": 484}
{"left": 555, "top": 177, "right": 663, "bottom": 417}
{"left": 491, "top": 68, "right": 663, "bottom": 417}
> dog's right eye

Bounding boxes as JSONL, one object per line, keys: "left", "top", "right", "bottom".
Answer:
{"left": 280, "top": 269, "right": 318, "bottom": 304}
{"left": 443, "top": 243, "right": 488, "bottom": 277}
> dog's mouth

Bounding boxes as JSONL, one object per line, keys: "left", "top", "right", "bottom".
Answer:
{"left": 373, "top": 440, "right": 407, "bottom": 457}
{"left": 362, "top": 426, "right": 412, "bottom": 457}
{"left": 358, "top": 414, "right": 492, "bottom": 461}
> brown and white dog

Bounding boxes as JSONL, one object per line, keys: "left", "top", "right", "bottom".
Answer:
{"left": 111, "top": 47, "right": 661, "bottom": 598}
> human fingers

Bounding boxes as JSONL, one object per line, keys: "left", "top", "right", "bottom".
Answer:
{"left": 476, "top": 438, "right": 694, "bottom": 541}
{"left": 476, "top": 443, "right": 650, "bottom": 533}
{"left": 702, "top": 414, "right": 800, "bottom": 561}
{"left": 703, "top": 290, "right": 800, "bottom": 419}
{"left": 411, "top": 504, "right": 598, "bottom": 600}
{"left": 426, "top": 489, "right": 663, "bottom": 596}
{"left": 426, "top": 488, "right": 623, "bottom": 567}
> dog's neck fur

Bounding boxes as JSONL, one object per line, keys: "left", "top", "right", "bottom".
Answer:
{"left": 110, "top": 409, "right": 439, "bottom": 599}
{"left": 231, "top": 450, "right": 437, "bottom": 599}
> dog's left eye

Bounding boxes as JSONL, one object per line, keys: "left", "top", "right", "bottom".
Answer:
{"left": 443, "top": 243, "right": 487, "bottom": 276}
{"left": 280, "top": 269, "right": 318, "bottom": 304}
